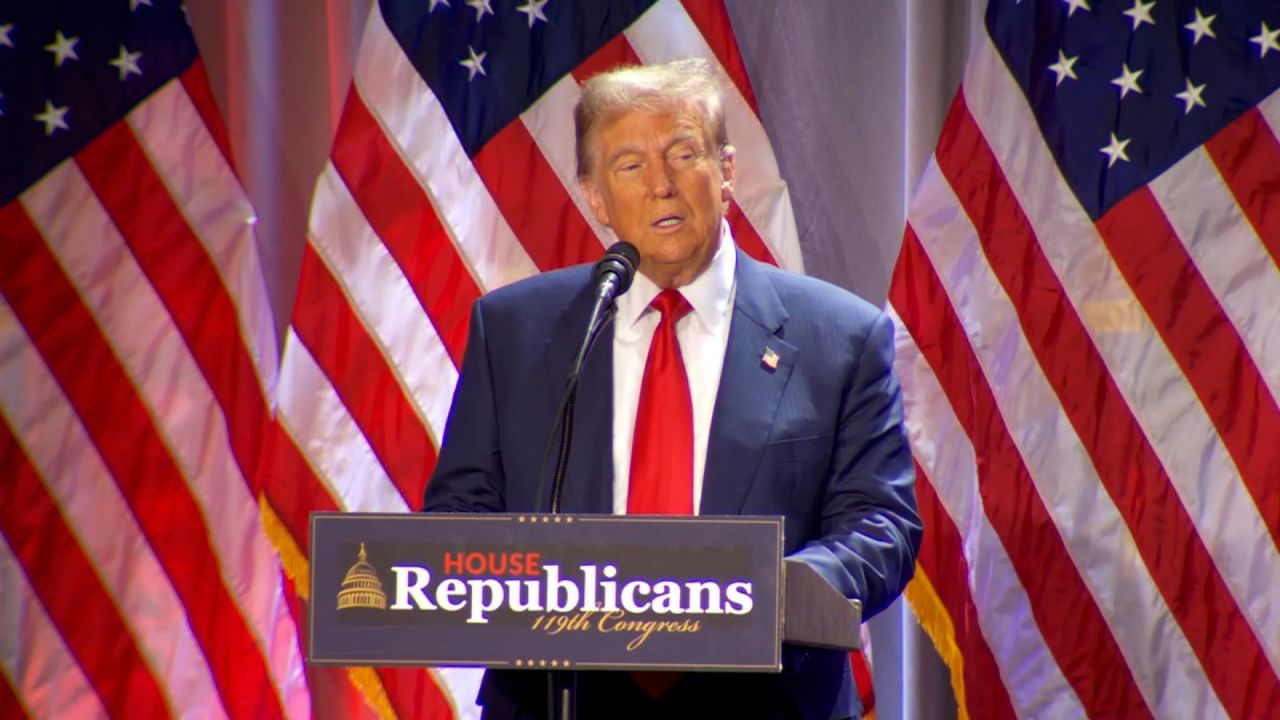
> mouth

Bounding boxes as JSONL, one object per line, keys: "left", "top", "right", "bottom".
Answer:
{"left": 651, "top": 215, "right": 684, "bottom": 231}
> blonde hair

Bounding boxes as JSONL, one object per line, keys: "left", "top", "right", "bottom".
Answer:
{"left": 574, "top": 57, "right": 731, "bottom": 178}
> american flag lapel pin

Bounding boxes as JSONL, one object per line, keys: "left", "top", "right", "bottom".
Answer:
{"left": 761, "top": 347, "right": 780, "bottom": 371}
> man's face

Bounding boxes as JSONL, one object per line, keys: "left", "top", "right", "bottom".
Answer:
{"left": 581, "top": 105, "right": 734, "bottom": 289}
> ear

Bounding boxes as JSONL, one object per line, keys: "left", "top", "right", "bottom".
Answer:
{"left": 581, "top": 178, "right": 611, "bottom": 226}
{"left": 719, "top": 146, "right": 736, "bottom": 203}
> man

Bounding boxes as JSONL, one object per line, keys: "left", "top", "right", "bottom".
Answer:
{"left": 424, "top": 58, "right": 921, "bottom": 719}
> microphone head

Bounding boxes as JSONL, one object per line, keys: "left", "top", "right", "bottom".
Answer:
{"left": 594, "top": 241, "right": 639, "bottom": 295}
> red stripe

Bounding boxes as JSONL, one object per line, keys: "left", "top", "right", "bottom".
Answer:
{"left": 292, "top": 247, "right": 437, "bottom": 507}
{"left": 888, "top": 223, "right": 1153, "bottom": 720}
{"left": 677, "top": 0, "right": 761, "bottom": 114}
{"left": 78, "top": 96, "right": 340, "bottom": 555}
{"left": 1204, "top": 107, "right": 1280, "bottom": 268}
{"left": 178, "top": 61, "right": 237, "bottom": 177}
{"left": 572, "top": 34, "right": 642, "bottom": 83}
{"left": 939, "top": 96, "right": 1279, "bottom": 719}
{"left": 726, "top": 201, "right": 777, "bottom": 266}
{"left": 1098, "top": 189, "right": 1280, "bottom": 555}
{"left": 473, "top": 120, "right": 605, "bottom": 271}
{"left": 376, "top": 667, "right": 456, "bottom": 720}
{"left": 331, "top": 89, "right": 480, "bottom": 365}
{"left": 848, "top": 650, "right": 874, "bottom": 714}
{"left": 0, "top": 668, "right": 29, "bottom": 720}
{"left": 909, "top": 462, "right": 1019, "bottom": 720}
{"left": 0, "top": 420, "right": 169, "bottom": 720}
{"left": 0, "top": 201, "right": 285, "bottom": 720}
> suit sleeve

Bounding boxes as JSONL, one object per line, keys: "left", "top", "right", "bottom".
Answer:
{"left": 421, "top": 301, "right": 508, "bottom": 512}
{"left": 787, "top": 310, "right": 922, "bottom": 618}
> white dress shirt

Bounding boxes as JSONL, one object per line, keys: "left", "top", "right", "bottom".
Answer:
{"left": 611, "top": 220, "right": 737, "bottom": 515}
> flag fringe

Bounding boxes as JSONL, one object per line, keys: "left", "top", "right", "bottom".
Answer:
{"left": 259, "top": 495, "right": 310, "bottom": 597}
{"left": 258, "top": 495, "right": 400, "bottom": 720}
{"left": 903, "top": 566, "right": 970, "bottom": 720}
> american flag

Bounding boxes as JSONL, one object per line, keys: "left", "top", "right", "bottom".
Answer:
{"left": 890, "top": 1, "right": 1280, "bottom": 718}
{"left": 0, "top": 0, "right": 309, "bottom": 718}
{"left": 270, "top": 0, "right": 821, "bottom": 717}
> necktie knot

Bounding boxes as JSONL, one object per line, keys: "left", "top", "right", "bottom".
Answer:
{"left": 651, "top": 289, "right": 692, "bottom": 323}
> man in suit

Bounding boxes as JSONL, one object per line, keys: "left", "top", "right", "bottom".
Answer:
{"left": 424, "top": 58, "right": 921, "bottom": 719}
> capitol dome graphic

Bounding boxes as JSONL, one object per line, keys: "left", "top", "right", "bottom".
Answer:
{"left": 337, "top": 543, "right": 387, "bottom": 610}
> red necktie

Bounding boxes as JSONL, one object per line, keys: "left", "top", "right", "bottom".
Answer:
{"left": 628, "top": 289, "right": 694, "bottom": 515}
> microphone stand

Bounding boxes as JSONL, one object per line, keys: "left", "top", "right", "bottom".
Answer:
{"left": 535, "top": 244, "right": 635, "bottom": 720}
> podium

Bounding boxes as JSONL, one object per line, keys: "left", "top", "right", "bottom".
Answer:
{"left": 308, "top": 512, "right": 861, "bottom": 673}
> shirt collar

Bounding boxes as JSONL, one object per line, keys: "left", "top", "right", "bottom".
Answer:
{"left": 617, "top": 219, "right": 737, "bottom": 332}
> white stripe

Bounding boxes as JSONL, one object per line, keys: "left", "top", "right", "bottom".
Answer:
{"left": 1147, "top": 149, "right": 1280, "bottom": 672}
{"left": 353, "top": 5, "right": 538, "bottom": 290}
{"left": 887, "top": 304, "right": 1086, "bottom": 719}
{"left": 907, "top": 155, "right": 1226, "bottom": 719}
{"left": 127, "top": 78, "right": 280, "bottom": 400}
{"left": 276, "top": 330, "right": 411, "bottom": 513}
{"left": 0, "top": 533, "right": 110, "bottom": 720}
{"left": 1154, "top": 149, "right": 1280, "bottom": 400}
{"left": 1256, "top": 88, "right": 1280, "bottom": 155}
{"left": 308, "top": 164, "right": 459, "bottom": 444}
{"left": 19, "top": 165, "right": 308, "bottom": 718}
{"left": 964, "top": 29, "right": 1280, "bottom": 677}
{"left": 0, "top": 300, "right": 225, "bottom": 720}
{"left": 520, "top": 75, "right": 613, "bottom": 248}
{"left": 625, "top": 0, "right": 802, "bottom": 271}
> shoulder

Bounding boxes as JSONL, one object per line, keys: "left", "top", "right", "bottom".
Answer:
{"left": 746, "top": 256, "right": 886, "bottom": 333}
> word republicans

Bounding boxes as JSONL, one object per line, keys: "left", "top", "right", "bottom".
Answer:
{"left": 388, "top": 556, "right": 754, "bottom": 625}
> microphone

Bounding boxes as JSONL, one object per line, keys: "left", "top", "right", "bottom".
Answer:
{"left": 591, "top": 241, "right": 639, "bottom": 307}
{"left": 538, "top": 242, "right": 640, "bottom": 515}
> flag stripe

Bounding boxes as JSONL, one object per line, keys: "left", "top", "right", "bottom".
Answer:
{"left": 178, "top": 59, "right": 238, "bottom": 175}
{"left": 909, "top": 466, "right": 1017, "bottom": 720}
{"left": 892, "top": 222, "right": 1154, "bottom": 719}
{"left": 292, "top": 246, "right": 437, "bottom": 507}
{"left": 0, "top": 669, "right": 28, "bottom": 720}
{"left": 330, "top": 88, "right": 480, "bottom": 364}
{"left": 571, "top": 32, "right": 644, "bottom": 82}
{"left": 352, "top": 8, "right": 539, "bottom": 292}
{"left": 0, "top": 202, "right": 287, "bottom": 720}
{"left": 676, "top": 0, "right": 761, "bottom": 114}
{"left": 377, "top": 668, "right": 455, "bottom": 720}
{"left": 888, "top": 262, "right": 1094, "bottom": 720}
{"left": 473, "top": 120, "right": 606, "bottom": 270}
{"left": 1097, "top": 190, "right": 1280, "bottom": 554}
{"left": 307, "top": 165, "right": 458, "bottom": 453}
{"left": 127, "top": 77, "right": 280, "bottom": 402}
{"left": 0, "top": 533, "right": 108, "bottom": 720}
{"left": 1204, "top": 105, "right": 1280, "bottom": 268}
{"left": 0, "top": 297, "right": 228, "bottom": 720}
{"left": 69, "top": 124, "right": 308, "bottom": 713}
{"left": 938, "top": 94, "right": 1273, "bottom": 717}
{"left": 0, "top": 422, "right": 170, "bottom": 719}
{"left": 520, "top": 74, "right": 614, "bottom": 245}
{"left": 277, "top": 330, "right": 412, "bottom": 514}
{"left": 1150, "top": 146, "right": 1280, "bottom": 406}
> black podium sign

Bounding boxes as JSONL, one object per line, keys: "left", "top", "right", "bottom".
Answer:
{"left": 308, "top": 513, "right": 784, "bottom": 672}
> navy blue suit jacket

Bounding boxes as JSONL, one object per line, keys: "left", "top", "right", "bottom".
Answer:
{"left": 424, "top": 249, "right": 921, "bottom": 719}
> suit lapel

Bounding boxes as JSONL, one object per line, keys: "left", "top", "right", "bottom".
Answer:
{"left": 541, "top": 285, "right": 615, "bottom": 514}
{"left": 701, "top": 251, "right": 795, "bottom": 515}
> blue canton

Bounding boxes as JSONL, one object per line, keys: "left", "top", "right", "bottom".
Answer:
{"left": 379, "top": 0, "right": 656, "bottom": 157}
{"left": 0, "top": 0, "right": 198, "bottom": 206}
{"left": 988, "top": 0, "right": 1280, "bottom": 218}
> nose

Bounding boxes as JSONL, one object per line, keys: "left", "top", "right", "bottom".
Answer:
{"left": 644, "top": 160, "right": 677, "bottom": 198}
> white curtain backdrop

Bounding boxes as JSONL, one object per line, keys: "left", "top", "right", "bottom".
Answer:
{"left": 186, "top": 2, "right": 980, "bottom": 717}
